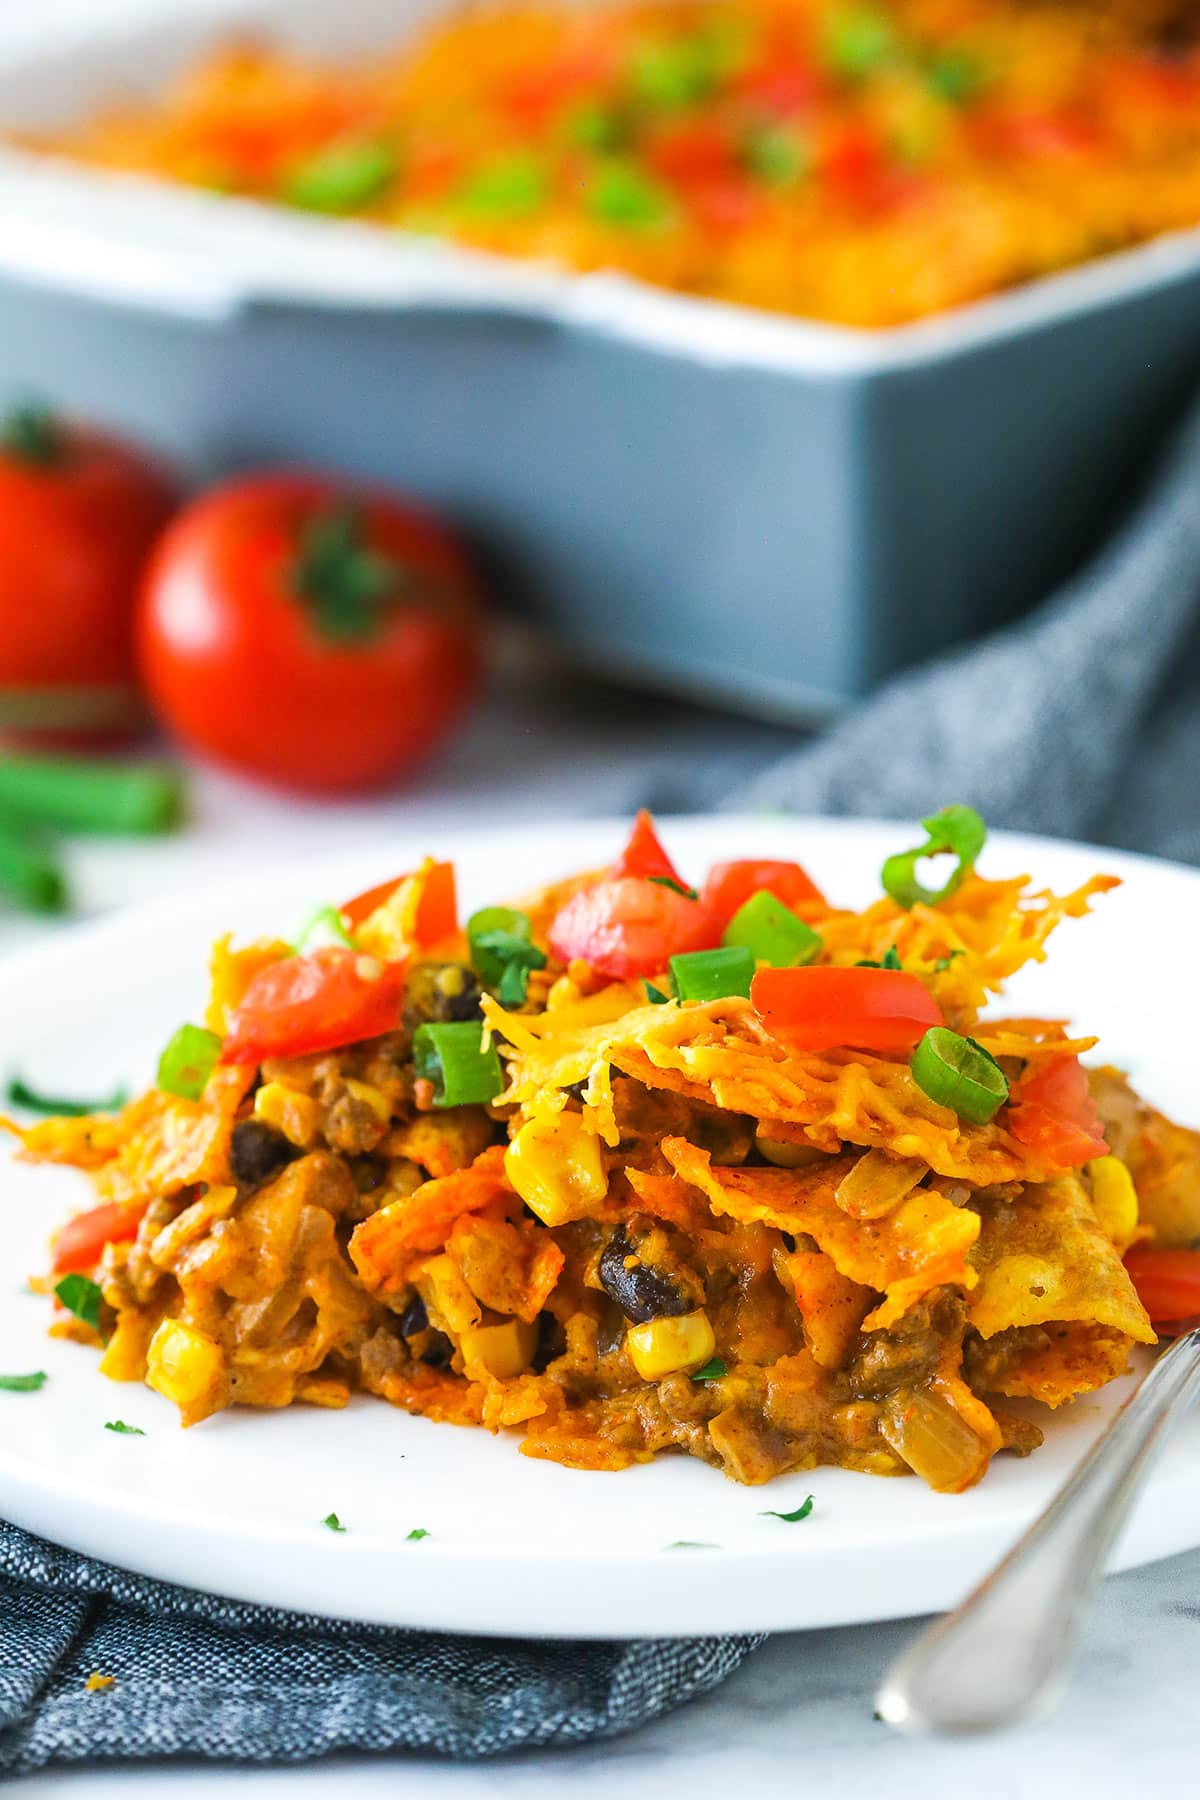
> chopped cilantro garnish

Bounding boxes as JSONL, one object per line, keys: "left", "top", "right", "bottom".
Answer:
{"left": 761, "top": 1495, "right": 815, "bottom": 1523}
{"left": 54, "top": 1274, "right": 103, "bottom": 1334}
{"left": 644, "top": 982, "right": 670, "bottom": 1005}
{"left": 692, "top": 1358, "right": 727, "bottom": 1382}
{"left": 0, "top": 1370, "right": 47, "bottom": 1392}
{"left": 7, "top": 1077, "right": 127, "bottom": 1118}
{"left": 647, "top": 875, "right": 700, "bottom": 901}
{"left": 934, "top": 949, "right": 966, "bottom": 972}
{"left": 856, "top": 944, "right": 903, "bottom": 970}
{"left": 104, "top": 1420, "right": 144, "bottom": 1436}
{"left": 406, "top": 1527, "right": 430, "bottom": 1542}
{"left": 322, "top": 1513, "right": 347, "bottom": 1533}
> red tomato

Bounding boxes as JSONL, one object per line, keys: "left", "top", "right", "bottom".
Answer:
{"left": 548, "top": 876, "right": 717, "bottom": 979}
{"left": 702, "top": 858, "right": 825, "bottom": 926}
{"left": 221, "top": 946, "right": 407, "bottom": 1064}
{"left": 1009, "top": 1056, "right": 1107, "bottom": 1169}
{"left": 137, "top": 473, "right": 484, "bottom": 794}
{"left": 821, "top": 121, "right": 890, "bottom": 210}
{"left": 646, "top": 119, "right": 739, "bottom": 186}
{"left": 735, "top": 61, "right": 823, "bottom": 115}
{"left": 1123, "top": 1247, "right": 1200, "bottom": 1328}
{"left": 341, "top": 860, "right": 458, "bottom": 941}
{"left": 751, "top": 966, "right": 943, "bottom": 1054}
{"left": 52, "top": 1200, "right": 146, "bottom": 1274}
{"left": 0, "top": 409, "right": 176, "bottom": 744}
{"left": 610, "top": 810, "right": 685, "bottom": 886}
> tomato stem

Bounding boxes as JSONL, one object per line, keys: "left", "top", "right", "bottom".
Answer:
{"left": 291, "top": 507, "right": 404, "bottom": 644}
{"left": 2, "top": 406, "right": 66, "bottom": 466}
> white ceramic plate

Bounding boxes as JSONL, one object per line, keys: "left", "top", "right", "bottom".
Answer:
{"left": 2, "top": 816, "right": 1199, "bottom": 1640}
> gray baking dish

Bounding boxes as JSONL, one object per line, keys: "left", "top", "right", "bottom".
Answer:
{"left": 3, "top": 0, "right": 1200, "bottom": 720}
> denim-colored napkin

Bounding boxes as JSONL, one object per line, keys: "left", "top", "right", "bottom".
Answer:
{"left": 722, "top": 398, "right": 1200, "bottom": 863}
{"left": 0, "top": 1521, "right": 763, "bottom": 1772}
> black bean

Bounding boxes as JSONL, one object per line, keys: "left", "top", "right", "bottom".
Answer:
{"left": 404, "top": 962, "right": 484, "bottom": 1028}
{"left": 598, "top": 1227, "right": 693, "bottom": 1323}
{"left": 420, "top": 1330, "right": 454, "bottom": 1370}
{"left": 531, "top": 1310, "right": 567, "bottom": 1373}
{"left": 230, "top": 1119, "right": 296, "bottom": 1188}
{"left": 398, "top": 1293, "right": 429, "bottom": 1338}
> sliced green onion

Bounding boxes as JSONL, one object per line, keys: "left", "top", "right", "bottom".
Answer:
{"left": 54, "top": 1273, "right": 103, "bottom": 1334}
{"left": 823, "top": 9, "right": 897, "bottom": 79}
{"left": 156, "top": 1024, "right": 222, "bottom": 1102}
{"left": 880, "top": 806, "right": 987, "bottom": 910}
{"left": 0, "top": 819, "right": 67, "bottom": 913}
{"left": 586, "top": 159, "right": 673, "bottom": 227}
{"left": 722, "top": 891, "right": 822, "bottom": 968}
{"left": 910, "top": 1026, "right": 1008, "bottom": 1124}
{"left": 7, "top": 1076, "right": 127, "bottom": 1117}
{"left": 744, "top": 127, "right": 810, "bottom": 185}
{"left": 669, "top": 945, "right": 755, "bottom": 1004}
{"left": 0, "top": 1370, "right": 47, "bottom": 1392}
{"left": 284, "top": 141, "right": 396, "bottom": 213}
{"left": 0, "top": 757, "right": 185, "bottom": 836}
{"left": 928, "top": 50, "right": 985, "bottom": 105}
{"left": 467, "top": 906, "right": 546, "bottom": 1006}
{"left": 560, "top": 101, "right": 626, "bottom": 152}
{"left": 413, "top": 1021, "right": 504, "bottom": 1109}
{"left": 628, "top": 36, "right": 720, "bottom": 107}
{"left": 457, "top": 153, "right": 547, "bottom": 218}
{"left": 294, "top": 904, "right": 355, "bottom": 954}
{"left": 644, "top": 981, "right": 670, "bottom": 1005}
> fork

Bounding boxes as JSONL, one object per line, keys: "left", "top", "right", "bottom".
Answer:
{"left": 876, "top": 1324, "right": 1200, "bottom": 1735}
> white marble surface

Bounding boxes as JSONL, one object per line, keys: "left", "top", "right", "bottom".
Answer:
{"left": 7, "top": 1549, "right": 1200, "bottom": 1799}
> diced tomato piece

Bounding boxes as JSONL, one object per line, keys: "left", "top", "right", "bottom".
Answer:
{"left": 341, "top": 860, "right": 458, "bottom": 944}
{"left": 610, "top": 810, "right": 686, "bottom": 887}
{"left": 692, "top": 178, "right": 760, "bottom": 234}
{"left": 821, "top": 121, "right": 890, "bottom": 209}
{"left": 548, "top": 875, "right": 718, "bottom": 978}
{"left": 646, "top": 119, "right": 739, "bottom": 186}
{"left": 751, "top": 965, "right": 943, "bottom": 1054}
{"left": 702, "top": 857, "right": 824, "bottom": 926}
{"left": 971, "top": 106, "right": 1102, "bottom": 162}
{"left": 1124, "top": 1246, "right": 1200, "bottom": 1327}
{"left": 502, "top": 49, "right": 613, "bottom": 126}
{"left": 52, "top": 1201, "right": 146, "bottom": 1275}
{"left": 735, "top": 59, "right": 823, "bottom": 116}
{"left": 1009, "top": 1055, "right": 1107, "bottom": 1169}
{"left": 221, "top": 947, "right": 406, "bottom": 1064}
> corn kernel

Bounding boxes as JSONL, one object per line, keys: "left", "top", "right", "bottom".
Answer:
{"left": 504, "top": 1112, "right": 607, "bottom": 1227}
{"left": 146, "top": 1319, "right": 225, "bottom": 1410}
{"left": 254, "top": 1081, "right": 320, "bottom": 1149}
{"left": 1089, "top": 1154, "right": 1139, "bottom": 1250}
{"left": 342, "top": 1078, "right": 391, "bottom": 1127}
{"left": 460, "top": 1317, "right": 537, "bottom": 1381}
{"left": 98, "top": 1311, "right": 155, "bottom": 1383}
{"left": 626, "top": 1310, "right": 715, "bottom": 1381}
{"left": 418, "top": 1253, "right": 482, "bottom": 1335}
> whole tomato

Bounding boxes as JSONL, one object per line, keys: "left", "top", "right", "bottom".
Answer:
{"left": 0, "top": 407, "right": 177, "bottom": 742}
{"left": 137, "top": 472, "right": 485, "bottom": 794}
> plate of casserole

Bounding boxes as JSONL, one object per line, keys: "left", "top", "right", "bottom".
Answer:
{"left": 1, "top": 811, "right": 1198, "bottom": 1638}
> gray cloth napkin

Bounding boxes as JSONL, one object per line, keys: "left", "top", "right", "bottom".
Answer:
{"left": 722, "top": 397, "right": 1200, "bottom": 862}
{"left": 0, "top": 1521, "right": 762, "bottom": 1771}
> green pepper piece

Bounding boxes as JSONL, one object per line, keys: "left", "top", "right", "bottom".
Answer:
{"left": 723, "top": 890, "right": 823, "bottom": 967}
{"left": 157, "top": 1024, "right": 222, "bottom": 1102}
{"left": 284, "top": 141, "right": 397, "bottom": 213}
{"left": 669, "top": 945, "right": 756, "bottom": 1003}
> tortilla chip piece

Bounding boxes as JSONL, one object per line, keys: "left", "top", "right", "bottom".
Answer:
{"left": 350, "top": 1145, "right": 512, "bottom": 1297}
{"left": 967, "top": 1176, "right": 1155, "bottom": 1348}
{"left": 662, "top": 1138, "right": 979, "bottom": 1329}
{"left": 968, "top": 1321, "right": 1135, "bottom": 1407}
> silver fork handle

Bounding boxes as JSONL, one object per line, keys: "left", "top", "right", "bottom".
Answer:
{"left": 877, "top": 1325, "right": 1200, "bottom": 1735}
